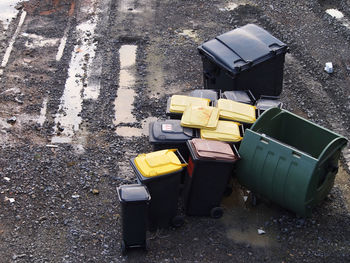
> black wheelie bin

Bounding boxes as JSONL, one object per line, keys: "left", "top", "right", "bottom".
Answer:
{"left": 198, "top": 24, "right": 288, "bottom": 98}
{"left": 183, "top": 139, "right": 240, "bottom": 218}
{"left": 130, "top": 149, "right": 187, "bottom": 230}
{"left": 117, "top": 184, "right": 151, "bottom": 255}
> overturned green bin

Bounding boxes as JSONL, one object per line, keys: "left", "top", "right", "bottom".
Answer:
{"left": 236, "top": 108, "right": 348, "bottom": 216}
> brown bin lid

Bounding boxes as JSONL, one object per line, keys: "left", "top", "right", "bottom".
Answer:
{"left": 190, "top": 138, "right": 238, "bottom": 161}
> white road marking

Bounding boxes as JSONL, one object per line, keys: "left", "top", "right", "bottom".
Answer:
{"left": 0, "top": 11, "right": 26, "bottom": 72}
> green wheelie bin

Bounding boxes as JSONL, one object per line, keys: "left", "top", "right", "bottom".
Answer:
{"left": 236, "top": 108, "right": 348, "bottom": 216}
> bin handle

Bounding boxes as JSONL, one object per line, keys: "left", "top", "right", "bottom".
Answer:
{"left": 168, "top": 149, "right": 188, "bottom": 167}
{"left": 260, "top": 137, "right": 269, "bottom": 144}
{"left": 316, "top": 164, "right": 339, "bottom": 192}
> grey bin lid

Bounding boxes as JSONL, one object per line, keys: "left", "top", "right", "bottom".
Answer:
{"left": 223, "top": 90, "right": 255, "bottom": 105}
{"left": 198, "top": 24, "right": 287, "bottom": 74}
{"left": 149, "top": 120, "right": 195, "bottom": 143}
{"left": 118, "top": 184, "right": 150, "bottom": 202}
{"left": 256, "top": 98, "right": 282, "bottom": 111}
{"left": 189, "top": 89, "right": 218, "bottom": 103}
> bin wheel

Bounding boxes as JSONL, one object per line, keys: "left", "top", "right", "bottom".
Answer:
{"left": 210, "top": 207, "right": 223, "bottom": 219}
{"left": 121, "top": 240, "right": 127, "bottom": 256}
{"left": 223, "top": 186, "right": 233, "bottom": 197}
{"left": 171, "top": 215, "right": 185, "bottom": 228}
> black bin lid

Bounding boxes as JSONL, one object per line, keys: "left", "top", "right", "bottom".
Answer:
{"left": 198, "top": 24, "right": 288, "bottom": 74}
{"left": 222, "top": 90, "right": 255, "bottom": 105}
{"left": 149, "top": 120, "right": 195, "bottom": 143}
{"left": 189, "top": 89, "right": 218, "bottom": 103}
{"left": 118, "top": 184, "right": 151, "bottom": 202}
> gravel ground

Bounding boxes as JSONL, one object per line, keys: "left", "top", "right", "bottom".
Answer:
{"left": 0, "top": 0, "right": 349, "bottom": 262}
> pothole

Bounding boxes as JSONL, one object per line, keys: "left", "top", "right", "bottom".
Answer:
{"left": 114, "top": 44, "right": 138, "bottom": 127}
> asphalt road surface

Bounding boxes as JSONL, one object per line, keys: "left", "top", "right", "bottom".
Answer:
{"left": 0, "top": 0, "right": 349, "bottom": 262}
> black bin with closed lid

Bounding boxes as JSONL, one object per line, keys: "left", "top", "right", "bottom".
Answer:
{"left": 149, "top": 119, "right": 196, "bottom": 161}
{"left": 117, "top": 184, "right": 151, "bottom": 255}
{"left": 198, "top": 24, "right": 288, "bottom": 98}
{"left": 183, "top": 139, "right": 240, "bottom": 218}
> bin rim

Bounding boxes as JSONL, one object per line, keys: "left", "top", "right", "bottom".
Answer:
{"left": 187, "top": 139, "right": 240, "bottom": 162}
{"left": 244, "top": 129, "right": 319, "bottom": 162}
{"left": 130, "top": 150, "right": 187, "bottom": 182}
{"left": 251, "top": 108, "right": 349, "bottom": 146}
{"left": 117, "top": 184, "right": 151, "bottom": 203}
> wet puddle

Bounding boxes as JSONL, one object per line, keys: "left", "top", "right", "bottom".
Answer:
{"left": 52, "top": 10, "right": 99, "bottom": 142}
{"left": 178, "top": 29, "right": 200, "bottom": 42}
{"left": 326, "top": 8, "right": 350, "bottom": 29}
{"left": 114, "top": 45, "right": 138, "bottom": 126}
{"left": 219, "top": 2, "right": 244, "bottom": 12}
{"left": 220, "top": 183, "right": 277, "bottom": 248}
{"left": 116, "top": 116, "right": 157, "bottom": 137}
{"left": 22, "top": 33, "right": 59, "bottom": 48}
{"left": 0, "top": 0, "right": 20, "bottom": 31}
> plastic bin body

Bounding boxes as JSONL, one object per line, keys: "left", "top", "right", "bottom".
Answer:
{"left": 183, "top": 139, "right": 240, "bottom": 216}
{"left": 189, "top": 89, "right": 219, "bottom": 105}
{"left": 222, "top": 90, "right": 255, "bottom": 105}
{"left": 117, "top": 184, "right": 150, "bottom": 250}
{"left": 256, "top": 95, "right": 282, "bottom": 113}
{"left": 130, "top": 149, "right": 187, "bottom": 230}
{"left": 149, "top": 120, "right": 196, "bottom": 161}
{"left": 198, "top": 24, "right": 288, "bottom": 98}
{"left": 236, "top": 108, "right": 348, "bottom": 216}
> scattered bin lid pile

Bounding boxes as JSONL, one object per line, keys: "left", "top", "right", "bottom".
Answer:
{"left": 117, "top": 24, "right": 348, "bottom": 255}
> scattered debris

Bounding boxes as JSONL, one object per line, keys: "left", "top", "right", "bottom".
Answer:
{"left": 324, "top": 62, "right": 333, "bottom": 73}
{"left": 257, "top": 229, "right": 266, "bottom": 235}
{"left": 46, "top": 144, "right": 58, "bottom": 148}
{"left": 92, "top": 189, "right": 100, "bottom": 195}
{"left": 12, "top": 254, "right": 26, "bottom": 260}
{"left": 72, "top": 194, "right": 80, "bottom": 199}
{"left": 7, "top": 116, "right": 16, "bottom": 124}
{"left": 4, "top": 177, "right": 10, "bottom": 181}
{"left": 14, "top": 97, "right": 24, "bottom": 104}
{"left": 5, "top": 197, "right": 15, "bottom": 203}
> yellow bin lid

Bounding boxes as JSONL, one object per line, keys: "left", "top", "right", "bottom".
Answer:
{"left": 134, "top": 149, "right": 187, "bottom": 177}
{"left": 169, "top": 95, "right": 210, "bottom": 114}
{"left": 217, "top": 99, "right": 257, "bottom": 123}
{"left": 200, "top": 120, "right": 243, "bottom": 142}
{"left": 181, "top": 104, "right": 219, "bottom": 129}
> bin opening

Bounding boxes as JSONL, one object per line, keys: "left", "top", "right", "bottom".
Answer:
{"left": 252, "top": 111, "right": 341, "bottom": 159}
